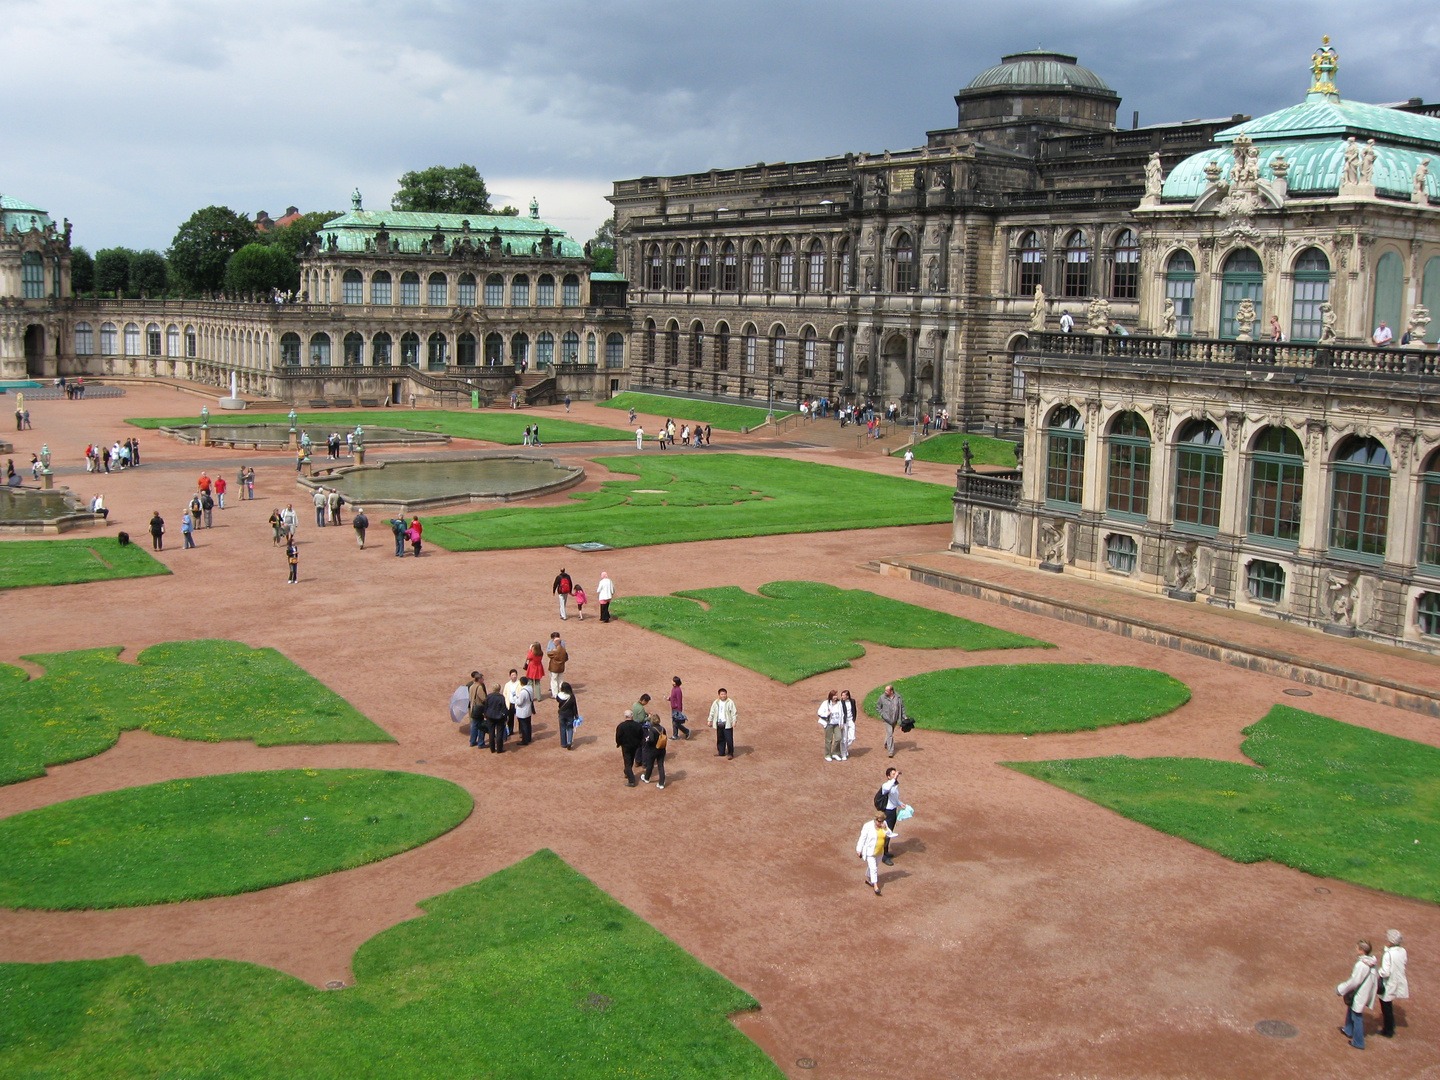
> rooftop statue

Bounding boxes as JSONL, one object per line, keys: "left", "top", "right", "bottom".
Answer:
{"left": 1144, "top": 152, "right": 1164, "bottom": 199}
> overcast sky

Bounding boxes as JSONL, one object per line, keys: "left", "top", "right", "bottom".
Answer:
{"left": 4, "top": 0, "right": 1437, "bottom": 253}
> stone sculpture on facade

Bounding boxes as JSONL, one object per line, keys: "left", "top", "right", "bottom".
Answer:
{"left": 1143, "top": 152, "right": 1164, "bottom": 202}
{"left": 1086, "top": 296, "right": 1111, "bottom": 335}
{"left": 927, "top": 256, "right": 941, "bottom": 292}
{"left": 1028, "top": 285, "right": 1048, "bottom": 332}
{"left": 1039, "top": 520, "right": 1067, "bottom": 567}
{"left": 1406, "top": 306, "right": 1432, "bottom": 348}
{"left": 1415, "top": 158, "right": 1432, "bottom": 204}
{"left": 1342, "top": 138, "right": 1360, "bottom": 186}
{"left": 1360, "top": 140, "right": 1377, "bottom": 184}
{"left": 1318, "top": 301, "right": 1339, "bottom": 343}
{"left": 1327, "top": 572, "right": 1359, "bottom": 627}
{"left": 1162, "top": 298, "right": 1178, "bottom": 336}
{"left": 1171, "top": 543, "right": 1198, "bottom": 595}
{"left": 1234, "top": 297, "right": 1257, "bottom": 340}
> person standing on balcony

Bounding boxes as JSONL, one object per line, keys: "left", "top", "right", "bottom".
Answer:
{"left": 1059, "top": 311, "right": 1074, "bottom": 334}
{"left": 1373, "top": 321, "right": 1393, "bottom": 347}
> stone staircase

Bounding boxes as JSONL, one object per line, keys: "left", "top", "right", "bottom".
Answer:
{"left": 770, "top": 413, "right": 914, "bottom": 454}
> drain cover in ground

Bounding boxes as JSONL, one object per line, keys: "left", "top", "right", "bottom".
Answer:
{"left": 1282, "top": 688, "right": 1313, "bottom": 697}
{"left": 1255, "top": 1020, "right": 1298, "bottom": 1038}
{"left": 566, "top": 541, "right": 613, "bottom": 552}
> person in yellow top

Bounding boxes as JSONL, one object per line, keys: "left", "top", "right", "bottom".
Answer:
{"left": 855, "top": 814, "right": 892, "bottom": 896}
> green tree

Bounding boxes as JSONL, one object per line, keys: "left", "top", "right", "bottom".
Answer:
{"left": 94, "top": 248, "right": 132, "bottom": 297}
{"left": 129, "top": 250, "right": 170, "bottom": 297}
{"left": 168, "top": 206, "right": 253, "bottom": 296}
{"left": 224, "top": 244, "right": 296, "bottom": 298}
{"left": 262, "top": 210, "right": 337, "bottom": 268}
{"left": 391, "top": 165, "right": 493, "bottom": 215}
{"left": 590, "top": 217, "right": 616, "bottom": 272}
{"left": 69, "top": 247, "right": 94, "bottom": 294}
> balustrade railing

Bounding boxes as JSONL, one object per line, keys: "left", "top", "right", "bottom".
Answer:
{"left": 954, "top": 470, "right": 1022, "bottom": 508}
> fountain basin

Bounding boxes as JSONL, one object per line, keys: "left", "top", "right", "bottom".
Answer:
{"left": 0, "top": 487, "right": 98, "bottom": 533}
{"left": 160, "top": 423, "right": 449, "bottom": 450}
{"left": 298, "top": 455, "right": 583, "bottom": 515}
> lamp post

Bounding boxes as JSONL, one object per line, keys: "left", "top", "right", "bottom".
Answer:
{"left": 766, "top": 376, "right": 774, "bottom": 423}
{"left": 200, "top": 406, "right": 210, "bottom": 447}
{"left": 39, "top": 443, "right": 52, "bottom": 489}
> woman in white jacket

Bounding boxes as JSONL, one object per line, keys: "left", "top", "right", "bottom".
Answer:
{"left": 818, "top": 690, "right": 843, "bottom": 761}
{"left": 855, "top": 814, "right": 891, "bottom": 896}
{"left": 596, "top": 572, "right": 616, "bottom": 623}
{"left": 1379, "top": 929, "right": 1409, "bottom": 1039}
{"left": 1337, "top": 939, "right": 1380, "bottom": 1049}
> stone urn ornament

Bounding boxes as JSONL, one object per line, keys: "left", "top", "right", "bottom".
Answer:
{"left": 1235, "top": 298, "right": 1257, "bottom": 341}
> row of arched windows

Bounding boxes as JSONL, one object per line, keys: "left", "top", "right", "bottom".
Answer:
{"left": 75, "top": 321, "right": 197, "bottom": 359}
{"left": 646, "top": 238, "right": 855, "bottom": 294}
{"left": 281, "top": 330, "right": 625, "bottom": 369}
{"left": 640, "top": 318, "right": 847, "bottom": 375}
{"left": 336, "top": 270, "right": 582, "bottom": 308}
{"left": 1016, "top": 229, "right": 1139, "bottom": 299}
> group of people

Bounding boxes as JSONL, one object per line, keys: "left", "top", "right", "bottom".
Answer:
{"left": 614, "top": 678, "right": 739, "bottom": 788}
{"left": 460, "top": 632, "right": 577, "bottom": 753}
{"left": 553, "top": 567, "right": 617, "bottom": 621}
{"left": 632, "top": 420, "right": 713, "bottom": 450}
{"left": 856, "top": 766, "right": 909, "bottom": 896}
{"left": 521, "top": 425, "right": 544, "bottom": 446}
{"left": 85, "top": 438, "right": 139, "bottom": 472}
{"left": 323, "top": 431, "right": 356, "bottom": 459}
{"left": 1336, "top": 931, "right": 1410, "bottom": 1048}
{"left": 53, "top": 375, "right": 86, "bottom": 399}
{"left": 311, "top": 486, "right": 347, "bottom": 527}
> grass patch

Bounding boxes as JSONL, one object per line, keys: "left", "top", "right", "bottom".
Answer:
{"left": 597, "top": 392, "right": 792, "bottom": 431}
{"left": 0, "top": 640, "right": 392, "bottom": 787}
{"left": 615, "top": 581, "right": 1048, "bottom": 684}
{"left": 0, "top": 850, "right": 783, "bottom": 1079}
{"left": 1006, "top": 705, "right": 1440, "bottom": 903}
{"left": 0, "top": 769, "right": 471, "bottom": 910}
{"left": 424, "top": 454, "right": 955, "bottom": 552}
{"left": 863, "top": 664, "right": 1190, "bottom": 734}
{"left": 909, "top": 433, "right": 1017, "bottom": 467}
{"left": 0, "top": 538, "right": 169, "bottom": 590}
{"left": 124, "top": 411, "right": 631, "bottom": 444}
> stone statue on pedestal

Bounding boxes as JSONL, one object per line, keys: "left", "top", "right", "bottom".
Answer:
{"left": 1405, "top": 306, "right": 1432, "bottom": 348}
{"left": 1235, "top": 298, "right": 1257, "bottom": 341}
{"left": 1360, "top": 140, "right": 1377, "bottom": 184}
{"left": 1415, "top": 158, "right": 1431, "bottom": 204}
{"left": 1318, "top": 302, "right": 1339, "bottom": 343}
{"left": 1342, "top": 138, "right": 1360, "bottom": 186}
{"left": 1144, "top": 152, "right": 1164, "bottom": 200}
{"left": 1162, "top": 298, "right": 1177, "bottom": 337}
{"left": 1086, "top": 296, "right": 1111, "bottom": 335}
{"left": 1028, "top": 285, "right": 1047, "bottom": 332}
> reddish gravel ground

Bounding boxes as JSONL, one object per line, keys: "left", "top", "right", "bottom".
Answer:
{"left": 0, "top": 389, "right": 1435, "bottom": 1080}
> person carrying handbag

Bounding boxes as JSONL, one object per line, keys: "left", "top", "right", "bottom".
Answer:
{"left": 1337, "top": 939, "right": 1380, "bottom": 1049}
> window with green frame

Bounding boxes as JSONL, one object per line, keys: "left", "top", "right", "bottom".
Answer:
{"left": 1290, "top": 248, "right": 1330, "bottom": 342}
{"left": 1246, "top": 560, "right": 1286, "bottom": 603}
{"left": 1418, "top": 592, "right": 1440, "bottom": 636}
{"left": 1220, "top": 248, "right": 1263, "bottom": 338}
{"left": 1417, "top": 451, "right": 1440, "bottom": 569}
{"left": 1106, "top": 411, "right": 1151, "bottom": 518}
{"left": 1174, "top": 418, "right": 1224, "bottom": 531}
{"left": 1330, "top": 436, "right": 1391, "bottom": 559}
{"left": 1165, "top": 250, "right": 1195, "bottom": 336}
{"left": 1248, "top": 426, "right": 1304, "bottom": 543}
{"left": 1045, "top": 405, "right": 1085, "bottom": 507}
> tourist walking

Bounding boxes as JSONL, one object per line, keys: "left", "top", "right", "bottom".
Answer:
{"left": 839, "top": 689, "right": 858, "bottom": 760}
{"left": 286, "top": 538, "right": 299, "bottom": 583}
{"left": 1379, "top": 930, "right": 1409, "bottom": 1038}
{"left": 878, "top": 767, "right": 907, "bottom": 865}
{"left": 513, "top": 676, "right": 536, "bottom": 745}
{"left": 556, "top": 681, "right": 579, "bottom": 749}
{"left": 483, "top": 688, "right": 510, "bottom": 753}
{"left": 328, "top": 487, "right": 344, "bottom": 526}
{"left": 181, "top": 509, "right": 196, "bottom": 548}
{"left": 1337, "top": 939, "right": 1380, "bottom": 1049}
{"left": 553, "top": 567, "right": 573, "bottom": 619}
{"left": 668, "top": 676, "right": 690, "bottom": 739}
{"left": 281, "top": 504, "right": 298, "bottom": 540}
{"left": 641, "top": 719, "right": 668, "bottom": 788}
{"left": 572, "top": 582, "right": 587, "bottom": 620}
{"left": 244, "top": 467, "right": 255, "bottom": 500}
{"left": 856, "top": 814, "right": 891, "bottom": 896}
{"left": 615, "top": 709, "right": 643, "bottom": 786}
{"left": 407, "top": 516, "right": 422, "bottom": 556}
{"left": 597, "top": 572, "right": 615, "bottom": 622}
{"left": 708, "top": 688, "right": 736, "bottom": 758}
{"left": 314, "top": 488, "right": 327, "bottom": 527}
{"left": 524, "top": 642, "right": 545, "bottom": 692}
{"left": 215, "top": 474, "right": 227, "bottom": 509}
{"left": 388, "top": 516, "right": 406, "bottom": 556}
{"left": 149, "top": 511, "right": 165, "bottom": 551}
{"left": 200, "top": 489, "right": 214, "bottom": 528}
{"left": 546, "top": 632, "right": 568, "bottom": 699}
{"left": 352, "top": 507, "right": 368, "bottom": 549}
{"left": 876, "top": 684, "right": 905, "bottom": 758}
{"left": 903, "top": 448, "right": 914, "bottom": 474}
{"left": 819, "top": 690, "right": 845, "bottom": 761}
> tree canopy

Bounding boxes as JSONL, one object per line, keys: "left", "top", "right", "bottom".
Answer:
{"left": 391, "top": 165, "right": 494, "bottom": 215}
{"left": 69, "top": 247, "right": 94, "bottom": 294}
{"left": 129, "top": 250, "right": 169, "bottom": 296}
{"left": 224, "top": 243, "right": 297, "bottom": 298}
{"left": 168, "top": 206, "right": 253, "bottom": 296}
{"left": 590, "top": 217, "right": 616, "bottom": 272}
{"left": 260, "top": 210, "right": 337, "bottom": 262}
{"left": 94, "top": 248, "right": 131, "bottom": 297}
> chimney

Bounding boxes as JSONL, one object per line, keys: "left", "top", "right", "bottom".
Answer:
{"left": 1132, "top": 110, "right": 1139, "bottom": 130}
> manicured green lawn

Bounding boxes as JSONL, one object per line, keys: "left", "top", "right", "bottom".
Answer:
{"left": 423, "top": 454, "right": 955, "bottom": 552}
{"left": 0, "top": 640, "right": 392, "bottom": 786}
{"left": 1007, "top": 706, "right": 1440, "bottom": 903}
{"left": 0, "top": 850, "right": 783, "bottom": 1079}
{"left": 125, "top": 411, "right": 631, "bottom": 444}
{"left": 0, "top": 769, "right": 471, "bottom": 910}
{"left": 909, "top": 433, "right": 1018, "bottom": 467}
{"left": 597, "top": 392, "right": 792, "bottom": 431}
{"left": 0, "top": 538, "right": 169, "bottom": 590}
{"left": 615, "top": 581, "right": 1048, "bottom": 684}
{"left": 862, "top": 664, "right": 1190, "bottom": 734}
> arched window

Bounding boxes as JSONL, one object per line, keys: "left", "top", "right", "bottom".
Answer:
{"left": 748, "top": 243, "right": 765, "bottom": 291}
{"left": 771, "top": 326, "right": 787, "bottom": 371}
{"left": 586, "top": 332, "right": 596, "bottom": 364}
{"left": 1423, "top": 256, "right": 1440, "bottom": 345}
{"left": 1248, "top": 427, "right": 1304, "bottom": 543}
{"left": 537, "top": 273, "right": 555, "bottom": 306}
{"left": 716, "top": 322, "right": 731, "bottom": 371}
{"left": 166, "top": 325, "right": 180, "bottom": 357}
{"left": 1373, "top": 251, "right": 1404, "bottom": 340}
{"left": 1418, "top": 449, "right": 1440, "bottom": 568}
{"left": 1018, "top": 232, "right": 1043, "bottom": 296}
{"left": 400, "top": 331, "right": 420, "bottom": 366}
{"left": 689, "top": 322, "right": 704, "bottom": 367}
{"left": 644, "top": 319, "right": 656, "bottom": 365}
{"left": 832, "top": 330, "right": 847, "bottom": 373}
{"left": 372, "top": 331, "right": 392, "bottom": 366}
{"left": 893, "top": 232, "right": 914, "bottom": 292}
{"left": 344, "top": 331, "right": 364, "bottom": 366}
{"left": 839, "top": 238, "right": 852, "bottom": 290}
{"left": 484, "top": 332, "right": 503, "bottom": 365}
{"left": 807, "top": 241, "right": 825, "bottom": 293}
{"left": 1165, "top": 251, "right": 1196, "bottom": 336}
{"left": 671, "top": 246, "right": 687, "bottom": 291}
{"left": 74, "top": 322, "right": 94, "bottom": 356}
{"left": 562, "top": 331, "right": 580, "bottom": 364}
{"left": 1417, "top": 592, "right": 1440, "bottom": 636}
{"left": 21, "top": 252, "right": 43, "bottom": 298}
{"left": 1291, "top": 249, "right": 1331, "bottom": 341}
{"left": 1106, "top": 412, "right": 1151, "bottom": 518}
{"left": 484, "top": 274, "right": 504, "bottom": 306}
{"left": 100, "top": 322, "right": 117, "bottom": 355}
{"left": 647, "top": 245, "right": 663, "bottom": 290}
{"left": 1174, "top": 418, "right": 1225, "bottom": 531}
{"left": 510, "top": 333, "right": 530, "bottom": 366}
{"left": 280, "top": 332, "right": 301, "bottom": 366}
{"left": 777, "top": 240, "right": 795, "bottom": 292}
{"left": 743, "top": 325, "right": 758, "bottom": 373}
{"left": 399, "top": 271, "right": 420, "bottom": 305}
{"left": 721, "top": 242, "right": 737, "bottom": 291}
{"left": 309, "top": 332, "right": 331, "bottom": 366}
{"left": 562, "top": 274, "right": 581, "bottom": 306}
{"left": 371, "top": 270, "right": 392, "bottom": 305}
{"left": 342, "top": 269, "right": 363, "bottom": 305}
{"left": 1063, "top": 231, "right": 1090, "bottom": 297}
{"left": 510, "top": 274, "right": 530, "bottom": 306}
{"left": 695, "top": 244, "right": 711, "bottom": 291}
{"left": 1220, "top": 249, "right": 1263, "bottom": 338}
{"left": 146, "top": 323, "right": 162, "bottom": 356}
{"left": 1111, "top": 230, "right": 1139, "bottom": 299}
{"left": 458, "top": 273, "right": 477, "bottom": 306}
{"left": 185, "top": 325, "right": 197, "bottom": 358}
{"left": 803, "top": 326, "right": 817, "bottom": 372}
{"left": 1331, "top": 436, "right": 1391, "bottom": 558}
{"left": 124, "top": 323, "right": 141, "bottom": 356}
{"left": 665, "top": 321, "right": 679, "bottom": 365}
{"left": 456, "top": 332, "right": 477, "bottom": 366}
{"left": 606, "top": 332, "right": 625, "bottom": 368}
{"left": 427, "top": 332, "right": 448, "bottom": 368}
{"left": 537, "top": 331, "right": 555, "bottom": 367}
{"left": 1045, "top": 405, "right": 1085, "bottom": 507}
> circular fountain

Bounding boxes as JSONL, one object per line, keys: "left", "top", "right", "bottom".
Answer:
{"left": 0, "top": 486, "right": 97, "bottom": 533}
{"left": 159, "top": 423, "right": 449, "bottom": 450}
{"left": 298, "top": 455, "right": 583, "bottom": 515}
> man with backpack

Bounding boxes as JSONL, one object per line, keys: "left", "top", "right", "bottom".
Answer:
{"left": 388, "top": 516, "right": 407, "bottom": 557}
{"left": 553, "top": 568, "right": 574, "bottom": 619}
{"left": 875, "top": 767, "right": 907, "bottom": 866}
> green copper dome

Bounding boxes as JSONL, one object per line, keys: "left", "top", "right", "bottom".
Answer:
{"left": 1, "top": 194, "right": 53, "bottom": 234}
{"left": 964, "top": 51, "right": 1112, "bottom": 93}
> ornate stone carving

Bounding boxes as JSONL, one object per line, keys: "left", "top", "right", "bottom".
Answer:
{"left": 1360, "top": 140, "right": 1377, "bottom": 183}
{"left": 1143, "top": 152, "right": 1164, "bottom": 202}
{"left": 927, "top": 256, "right": 942, "bottom": 292}
{"left": 1039, "top": 519, "right": 1067, "bottom": 566}
{"left": 1086, "top": 296, "right": 1111, "bottom": 335}
{"left": 1327, "top": 572, "right": 1359, "bottom": 627}
{"left": 1318, "top": 301, "right": 1339, "bottom": 343}
{"left": 1406, "top": 306, "right": 1432, "bottom": 348}
{"left": 1342, "top": 138, "right": 1360, "bottom": 186}
{"left": 1234, "top": 297, "right": 1257, "bottom": 340}
{"left": 1028, "top": 285, "right": 1048, "bottom": 332}
{"left": 1203, "top": 160, "right": 1222, "bottom": 185}
{"left": 1415, "top": 158, "right": 1432, "bottom": 205}
{"left": 1171, "top": 543, "right": 1198, "bottom": 592}
{"left": 1162, "top": 297, "right": 1178, "bottom": 336}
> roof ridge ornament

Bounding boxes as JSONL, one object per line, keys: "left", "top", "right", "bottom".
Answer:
{"left": 1309, "top": 35, "right": 1339, "bottom": 102}
{"left": 351, "top": 188, "right": 363, "bottom": 211}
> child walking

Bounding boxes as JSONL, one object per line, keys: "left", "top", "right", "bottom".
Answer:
{"left": 573, "top": 582, "right": 587, "bottom": 620}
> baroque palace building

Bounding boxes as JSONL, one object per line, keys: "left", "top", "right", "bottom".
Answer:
{"left": 952, "top": 39, "right": 1440, "bottom": 654}
{"left": 0, "top": 192, "right": 629, "bottom": 405}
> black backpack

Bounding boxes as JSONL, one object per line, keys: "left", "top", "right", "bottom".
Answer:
{"left": 873, "top": 786, "right": 888, "bottom": 812}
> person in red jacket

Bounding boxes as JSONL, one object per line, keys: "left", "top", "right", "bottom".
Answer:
{"left": 197, "top": 472, "right": 211, "bottom": 494}
{"left": 214, "top": 474, "right": 227, "bottom": 510}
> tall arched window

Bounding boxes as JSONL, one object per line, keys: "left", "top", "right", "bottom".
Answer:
{"left": 400, "top": 332, "right": 420, "bottom": 366}
{"left": 1063, "top": 231, "right": 1090, "bottom": 297}
{"left": 371, "top": 270, "right": 392, "bottom": 305}
{"left": 74, "top": 322, "right": 94, "bottom": 356}
{"left": 537, "top": 274, "right": 555, "bottom": 306}
{"left": 807, "top": 241, "right": 825, "bottom": 293}
{"left": 689, "top": 322, "right": 703, "bottom": 367}
{"left": 839, "top": 238, "right": 852, "bottom": 290}
{"left": 694, "top": 244, "right": 711, "bottom": 291}
{"left": 1174, "top": 418, "right": 1224, "bottom": 531}
{"left": 185, "top": 325, "right": 196, "bottom": 358}
{"left": 21, "top": 252, "right": 43, "bottom": 298}
{"left": 1018, "top": 232, "right": 1043, "bottom": 295}
{"left": 1106, "top": 412, "right": 1151, "bottom": 518}
{"left": 665, "top": 322, "right": 679, "bottom": 366}
{"left": 510, "top": 333, "right": 530, "bottom": 366}
{"left": 721, "top": 242, "right": 737, "bottom": 291}
{"left": 562, "top": 274, "right": 581, "bottom": 306}
{"left": 647, "top": 245, "right": 663, "bottom": 290}
{"left": 1220, "top": 249, "right": 1263, "bottom": 338}
{"left": 1373, "top": 251, "right": 1404, "bottom": 339}
{"left": 309, "top": 332, "right": 331, "bottom": 366}
{"left": 280, "top": 332, "right": 301, "bottom": 366}
{"left": 1417, "top": 449, "right": 1440, "bottom": 568}
{"left": 399, "top": 271, "right": 420, "bottom": 305}
{"left": 1111, "top": 230, "right": 1138, "bottom": 299}
{"left": 537, "top": 331, "right": 554, "bottom": 367}
{"left": 1165, "top": 251, "right": 1196, "bottom": 336}
{"left": 1331, "top": 436, "right": 1391, "bottom": 558}
{"left": 716, "top": 322, "right": 731, "bottom": 371}
{"left": 893, "top": 232, "right": 915, "bottom": 292}
{"left": 605, "top": 333, "right": 625, "bottom": 368}
{"left": 1291, "top": 249, "right": 1331, "bottom": 341}
{"left": 1248, "top": 427, "right": 1304, "bottom": 542}
{"left": 342, "top": 269, "right": 364, "bottom": 304}
{"left": 803, "top": 326, "right": 817, "bottom": 372}
{"left": 372, "top": 332, "right": 392, "bottom": 366}
{"left": 510, "top": 274, "right": 530, "bottom": 306}
{"left": 458, "top": 273, "right": 477, "bottom": 306}
{"left": 643, "top": 319, "right": 656, "bottom": 365}
{"left": 833, "top": 331, "right": 847, "bottom": 374}
{"left": 562, "top": 331, "right": 580, "bottom": 364}
{"left": 146, "top": 323, "right": 162, "bottom": 356}
{"left": 586, "top": 332, "right": 596, "bottom": 364}
{"left": 671, "top": 245, "right": 687, "bottom": 291}
{"left": 124, "top": 323, "right": 141, "bottom": 356}
{"left": 743, "top": 325, "right": 758, "bottom": 373}
{"left": 100, "top": 322, "right": 117, "bottom": 355}
{"left": 484, "top": 332, "right": 503, "bottom": 365}
{"left": 166, "top": 325, "right": 180, "bottom": 357}
{"left": 748, "top": 243, "right": 765, "bottom": 291}
{"left": 457, "top": 332, "right": 477, "bottom": 366}
{"left": 344, "top": 332, "right": 364, "bottom": 366}
{"left": 771, "top": 326, "right": 787, "bottom": 371}
{"left": 1423, "top": 256, "right": 1440, "bottom": 344}
{"left": 1045, "top": 405, "right": 1085, "bottom": 507}
{"left": 776, "top": 241, "right": 794, "bottom": 292}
